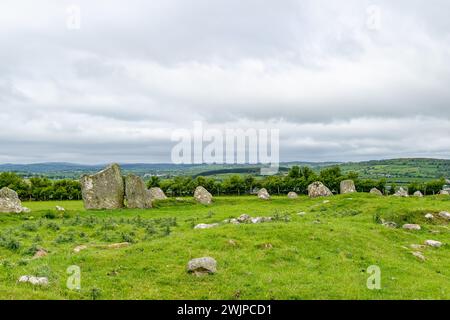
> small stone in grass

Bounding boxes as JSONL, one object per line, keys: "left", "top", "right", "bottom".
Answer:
{"left": 424, "top": 240, "right": 442, "bottom": 248}
{"left": 33, "top": 249, "right": 48, "bottom": 259}
{"left": 106, "top": 242, "right": 130, "bottom": 249}
{"left": 187, "top": 257, "right": 217, "bottom": 275}
{"left": 73, "top": 245, "right": 88, "bottom": 253}
{"left": 19, "top": 275, "right": 49, "bottom": 286}
{"left": 194, "top": 223, "right": 219, "bottom": 229}
{"left": 438, "top": 211, "right": 450, "bottom": 220}
{"left": 382, "top": 221, "right": 397, "bottom": 228}
{"left": 425, "top": 213, "right": 434, "bottom": 219}
{"left": 402, "top": 224, "right": 421, "bottom": 230}
{"left": 412, "top": 251, "right": 425, "bottom": 261}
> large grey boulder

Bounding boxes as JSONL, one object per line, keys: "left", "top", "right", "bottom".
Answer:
{"left": 0, "top": 187, "right": 27, "bottom": 213}
{"left": 194, "top": 186, "right": 213, "bottom": 204}
{"left": 394, "top": 187, "right": 408, "bottom": 197}
{"left": 370, "top": 188, "right": 383, "bottom": 196}
{"left": 187, "top": 257, "right": 217, "bottom": 275}
{"left": 439, "top": 190, "right": 449, "bottom": 195}
{"left": 149, "top": 187, "right": 167, "bottom": 200}
{"left": 340, "top": 180, "right": 356, "bottom": 194}
{"left": 257, "top": 188, "right": 270, "bottom": 200}
{"left": 125, "top": 174, "right": 152, "bottom": 209}
{"left": 80, "top": 163, "right": 125, "bottom": 210}
{"left": 307, "top": 182, "right": 333, "bottom": 198}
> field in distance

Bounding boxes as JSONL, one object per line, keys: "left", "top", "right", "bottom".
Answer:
{"left": 0, "top": 194, "right": 449, "bottom": 299}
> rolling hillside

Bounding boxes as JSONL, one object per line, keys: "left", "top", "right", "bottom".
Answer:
{"left": 0, "top": 158, "right": 448, "bottom": 183}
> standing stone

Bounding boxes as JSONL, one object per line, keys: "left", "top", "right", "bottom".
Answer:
{"left": 370, "top": 188, "right": 383, "bottom": 196}
{"left": 413, "top": 191, "right": 423, "bottom": 197}
{"left": 194, "top": 186, "right": 213, "bottom": 205}
{"left": 80, "top": 163, "right": 124, "bottom": 210}
{"left": 0, "top": 187, "right": 26, "bottom": 213}
{"left": 149, "top": 187, "right": 167, "bottom": 200}
{"left": 340, "top": 180, "right": 356, "bottom": 194}
{"left": 439, "top": 190, "right": 449, "bottom": 195}
{"left": 257, "top": 188, "right": 270, "bottom": 200}
{"left": 394, "top": 187, "right": 408, "bottom": 197}
{"left": 125, "top": 174, "right": 152, "bottom": 209}
{"left": 307, "top": 182, "right": 333, "bottom": 198}
{"left": 287, "top": 192, "right": 298, "bottom": 199}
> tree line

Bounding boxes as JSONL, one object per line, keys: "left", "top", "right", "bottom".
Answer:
{"left": 150, "top": 166, "right": 446, "bottom": 197}
{"left": 0, "top": 173, "right": 81, "bottom": 201}
{"left": 0, "top": 166, "right": 446, "bottom": 201}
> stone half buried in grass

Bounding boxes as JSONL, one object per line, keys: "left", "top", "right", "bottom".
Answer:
{"left": 425, "top": 213, "right": 434, "bottom": 220}
{"left": 413, "top": 191, "right": 424, "bottom": 197}
{"left": 194, "top": 223, "right": 219, "bottom": 229}
{"left": 32, "top": 248, "right": 48, "bottom": 259}
{"left": 187, "top": 257, "right": 217, "bottom": 275}
{"left": 412, "top": 251, "right": 426, "bottom": 261}
{"left": 438, "top": 211, "right": 450, "bottom": 220}
{"left": 424, "top": 240, "right": 443, "bottom": 248}
{"left": 73, "top": 245, "right": 88, "bottom": 253}
{"left": 18, "top": 275, "right": 49, "bottom": 286}
{"left": 381, "top": 221, "right": 398, "bottom": 228}
{"left": 402, "top": 224, "right": 421, "bottom": 230}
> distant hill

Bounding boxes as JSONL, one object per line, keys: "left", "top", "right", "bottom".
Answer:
{"left": 0, "top": 158, "right": 448, "bottom": 182}
{"left": 337, "top": 158, "right": 450, "bottom": 182}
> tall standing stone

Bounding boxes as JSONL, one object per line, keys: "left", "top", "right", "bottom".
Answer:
{"left": 125, "top": 174, "right": 152, "bottom": 209}
{"left": 0, "top": 187, "right": 26, "bottom": 213}
{"left": 307, "top": 182, "right": 333, "bottom": 198}
{"left": 194, "top": 186, "right": 213, "bottom": 204}
{"left": 340, "top": 180, "right": 356, "bottom": 194}
{"left": 80, "top": 163, "right": 125, "bottom": 210}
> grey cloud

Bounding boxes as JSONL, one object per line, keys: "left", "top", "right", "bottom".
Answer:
{"left": 0, "top": 0, "right": 449, "bottom": 163}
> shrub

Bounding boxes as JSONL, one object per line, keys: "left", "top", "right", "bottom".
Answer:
{"left": 46, "top": 222, "right": 60, "bottom": 231}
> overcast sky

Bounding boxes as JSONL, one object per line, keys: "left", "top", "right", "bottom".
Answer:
{"left": 0, "top": 0, "right": 449, "bottom": 164}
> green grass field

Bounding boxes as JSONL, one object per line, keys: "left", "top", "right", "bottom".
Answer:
{"left": 0, "top": 194, "right": 449, "bottom": 300}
